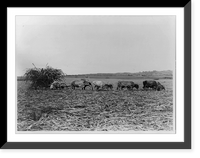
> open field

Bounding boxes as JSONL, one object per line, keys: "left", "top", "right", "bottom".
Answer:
{"left": 17, "top": 77, "right": 174, "bottom": 132}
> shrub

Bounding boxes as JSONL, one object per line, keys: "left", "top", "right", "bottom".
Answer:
{"left": 24, "top": 64, "right": 64, "bottom": 89}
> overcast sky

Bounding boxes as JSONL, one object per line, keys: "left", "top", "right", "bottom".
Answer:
{"left": 16, "top": 15, "right": 175, "bottom": 76}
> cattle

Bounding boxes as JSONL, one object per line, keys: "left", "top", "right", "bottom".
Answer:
{"left": 71, "top": 79, "right": 93, "bottom": 90}
{"left": 50, "top": 81, "right": 69, "bottom": 90}
{"left": 143, "top": 80, "right": 158, "bottom": 90}
{"left": 117, "top": 81, "right": 135, "bottom": 90}
{"left": 143, "top": 80, "right": 165, "bottom": 91}
{"left": 156, "top": 84, "right": 165, "bottom": 91}
{"left": 92, "top": 81, "right": 105, "bottom": 90}
{"left": 133, "top": 84, "right": 139, "bottom": 90}
{"left": 103, "top": 83, "right": 113, "bottom": 90}
{"left": 126, "top": 85, "right": 133, "bottom": 90}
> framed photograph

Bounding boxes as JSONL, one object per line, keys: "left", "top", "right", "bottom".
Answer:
{"left": 3, "top": 1, "right": 191, "bottom": 149}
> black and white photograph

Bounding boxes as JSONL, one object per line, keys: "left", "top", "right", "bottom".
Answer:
{"left": 16, "top": 15, "right": 175, "bottom": 133}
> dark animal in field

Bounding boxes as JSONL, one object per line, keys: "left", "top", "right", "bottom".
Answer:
{"left": 156, "top": 84, "right": 165, "bottom": 91}
{"left": 117, "top": 81, "right": 135, "bottom": 90}
{"left": 133, "top": 84, "right": 139, "bottom": 90}
{"left": 103, "top": 83, "right": 113, "bottom": 90}
{"left": 50, "top": 81, "right": 69, "bottom": 90}
{"left": 143, "top": 80, "right": 165, "bottom": 91}
{"left": 92, "top": 81, "right": 104, "bottom": 90}
{"left": 143, "top": 80, "right": 158, "bottom": 90}
{"left": 126, "top": 85, "right": 133, "bottom": 90}
{"left": 71, "top": 79, "right": 93, "bottom": 90}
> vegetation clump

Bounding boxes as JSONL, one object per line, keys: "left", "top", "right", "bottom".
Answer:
{"left": 24, "top": 64, "right": 64, "bottom": 89}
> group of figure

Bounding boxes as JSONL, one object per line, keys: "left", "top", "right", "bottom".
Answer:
{"left": 50, "top": 79, "right": 165, "bottom": 91}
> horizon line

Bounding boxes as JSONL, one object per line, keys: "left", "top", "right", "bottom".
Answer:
{"left": 17, "top": 69, "right": 173, "bottom": 77}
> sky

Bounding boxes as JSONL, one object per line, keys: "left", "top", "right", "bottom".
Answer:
{"left": 16, "top": 15, "right": 175, "bottom": 76}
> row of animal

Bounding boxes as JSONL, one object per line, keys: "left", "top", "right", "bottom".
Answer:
{"left": 50, "top": 79, "right": 165, "bottom": 91}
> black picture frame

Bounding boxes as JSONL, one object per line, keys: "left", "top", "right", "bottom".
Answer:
{"left": 2, "top": 1, "right": 191, "bottom": 149}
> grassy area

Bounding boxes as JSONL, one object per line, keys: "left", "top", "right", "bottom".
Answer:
{"left": 17, "top": 78, "right": 174, "bottom": 132}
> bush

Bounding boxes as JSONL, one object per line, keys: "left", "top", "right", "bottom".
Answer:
{"left": 24, "top": 64, "right": 64, "bottom": 89}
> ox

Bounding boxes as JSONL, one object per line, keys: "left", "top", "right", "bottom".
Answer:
{"left": 117, "top": 81, "right": 135, "bottom": 90}
{"left": 103, "top": 83, "right": 113, "bottom": 90}
{"left": 143, "top": 80, "right": 158, "bottom": 90}
{"left": 71, "top": 79, "right": 93, "bottom": 90}
{"left": 133, "top": 84, "right": 139, "bottom": 90}
{"left": 156, "top": 82, "right": 165, "bottom": 91}
{"left": 117, "top": 81, "right": 139, "bottom": 90}
{"left": 143, "top": 80, "right": 165, "bottom": 91}
{"left": 92, "top": 81, "right": 105, "bottom": 90}
{"left": 50, "top": 81, "right": 69, "bottom": 90}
